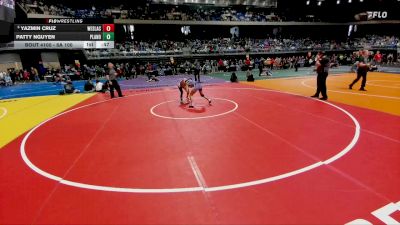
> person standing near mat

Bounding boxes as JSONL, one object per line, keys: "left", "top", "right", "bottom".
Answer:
{"left": 311, "top": 51, "right": 330, "bottom": 101}
{"left": 349, "top": 50, "right": 370, "bottom": 91}
{"left": 106, "top": 62, "right": 123, "bottom": 98}
{"left": 194, "top": 60, "right": 201, "bottom": 82}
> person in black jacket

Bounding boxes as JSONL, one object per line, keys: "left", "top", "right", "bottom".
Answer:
{"left": 246, "top": 70, "right": 255, "bottom": 82}
{"left": 311, "top": 52, "right": 330, "bottom": 100}
{"left": 84, "top": 79, "right": 95, "bottom": 92}
{"left": 349, "top": 51, "right": 370, "bottom": 91}
{"left": 230, "top": 72, "right": 238, "bottom": 82}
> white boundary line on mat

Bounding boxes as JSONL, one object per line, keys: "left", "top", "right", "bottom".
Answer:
{"left": 0, "top": 107, "right": 7, "bottom": 119}
{"left": 20, "top": 88, "right": 360, "bottom": 193}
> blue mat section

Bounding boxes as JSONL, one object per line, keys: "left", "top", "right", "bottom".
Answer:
{"left": 0, "top": 81, "right": 87, "bottom": 100}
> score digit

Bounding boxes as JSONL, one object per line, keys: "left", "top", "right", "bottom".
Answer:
{"left": 102, "top": 32, "right": 115, "bottom": 41}
{"left": 102, "top": 24, "right": 114, "bottom": 32}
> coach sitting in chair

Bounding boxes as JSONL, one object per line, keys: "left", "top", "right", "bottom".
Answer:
{"left": 246, "top": 70, "right": 255, "bottom": 82}
{"left": 230, "top": 72, "right": 238, "bottom": 82}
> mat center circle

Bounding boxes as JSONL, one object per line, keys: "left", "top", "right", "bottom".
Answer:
{"left": 150, "top": 98, "right": 238, "bottom": 120}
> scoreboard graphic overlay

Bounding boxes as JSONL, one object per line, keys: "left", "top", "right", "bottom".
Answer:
{"left": 14, "top": 19, "right": 114, "bottom": 49}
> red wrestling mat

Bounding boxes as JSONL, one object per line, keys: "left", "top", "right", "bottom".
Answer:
{"left": 0, "top": 84, "right": 399, "bottom": 224}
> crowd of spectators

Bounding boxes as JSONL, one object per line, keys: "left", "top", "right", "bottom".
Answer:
{"left": 0, "top": 67, "right": 41, "bottom": 86}
{"left": 73, "top": 50, "right": 399, "bottom": 80}
{"left": 19, "top": 0, "right": 281, "bottom": 21}
{"left": 1, "top": 34, "right": 398, "bottom": 87}
{"left": 1, "top": 49, "right": 397, "bottom": 88}
{"left": 85, "top": 35, "right": 399, "bottom": 58}
{"left": 0, "top": 63, "right": 85, "bottom": 87}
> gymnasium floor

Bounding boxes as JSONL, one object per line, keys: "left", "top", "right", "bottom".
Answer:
{"left": 0, "top": 69, "right": 399, "bottom": 224}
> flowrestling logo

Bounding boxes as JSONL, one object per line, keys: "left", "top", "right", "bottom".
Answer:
{"left": 47, "top": 18, "right": 84, "bottom": 24}
{"left": 367, "top": 11, "right": 388, "bottom": 20}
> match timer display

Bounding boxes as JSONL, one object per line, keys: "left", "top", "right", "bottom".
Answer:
{"left": 14, "top": 20, "right": 115, "bottom": 49}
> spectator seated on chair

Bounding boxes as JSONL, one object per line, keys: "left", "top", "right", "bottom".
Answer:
{"left": 246, "top": 70, "right": 255, "bottom": 82}
{"left": 95, "top": 80, "right": 107, "bottom": 93}
{"left": 4, "top": 74, "right": 13, "bottom": 86}
{"left": 84, "top": 79, "right": 95, "bottom": 92}
{"left": 0, "top": 72, "right": 5, "bottom": 86}
{"left": 147, "top": 75, "right": 159, "bottom": 82}
{"left": 260, "top": 68, "right": 273, "bottom": 77}
{"left": 369, "top": 64, "right": 378, "bottom": 72}
{"left": 60, "top": 81, "right": 80, "bottom": 95}
{"left": 230, "top": 72, "right": 238, "bottom": 82}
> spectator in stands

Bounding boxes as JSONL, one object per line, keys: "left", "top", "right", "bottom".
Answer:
{"left": 373, "top": 51, "right": 382, "bottom": 65}
{"left": 218, "top": 59, "right": 225, "bottom": 71}
{"left": 4, "top": 73, "right": 13, "bottom": 86}
{"left": 0, "top": 72, "right": 5, "bottom": 86}
{"left": 294, "top": 57, "right": 300, "bottom": 72}
{"left": 31, "top": 67, "right": 40, "bottom": 82}
{"left": 85, "top": 35, "right": 398, "bottom": 59}
{"left": 23, "top": 69, "right": 30, "bottom": 82}
{"left": 17, "top": 69, "right": 24, "bottom": 81}
{"left": 20, "top": 1, "right": 282, "bottom": 21}
{"left": 9, "top": 69, "right": 16, "bottom": 84}
{"left": 387, "top": 53, "right": 394, "bottom": 65}
{"left": 330, "top": 54, "right": 339, "bottom": 68}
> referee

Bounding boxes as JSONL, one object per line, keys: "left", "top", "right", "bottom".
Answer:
{"left": 106, "top": 62, "right": 123, "bottom": 98}
{"left": 311, "top": 51, "right": 330, "bottom": 101}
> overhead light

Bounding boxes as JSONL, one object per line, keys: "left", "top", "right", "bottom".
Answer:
{"left": 337, "top": 0, "right": 340, "bottom": 4}
{"left": 317, "top": 1, "right": 322, "bottom": 6}
{"left": 306, "top": 0, "right": 310, "bottom": 5}
{"left": 359, "top": 0, "right": 363, "bottom": 2}
{"left": 348, "top": 0, "right": 352, "bottom": 3}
